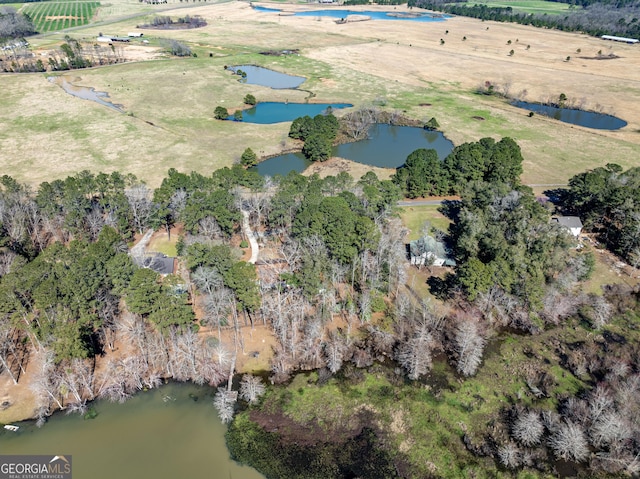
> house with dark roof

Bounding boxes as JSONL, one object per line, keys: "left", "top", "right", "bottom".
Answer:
{"left": 144, "top": 254, "right": 176, "bottom": 275}
{"left": 552, "top": 216, "right": 583, "bottom": 237}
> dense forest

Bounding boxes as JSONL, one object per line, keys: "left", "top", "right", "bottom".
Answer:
{"left": 410, "top": 0, "right": 640, "bottom": 39}
{"left": 0, "top": 117, "right": 638, "bottom": 477}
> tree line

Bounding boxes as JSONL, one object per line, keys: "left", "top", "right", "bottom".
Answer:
{"left": 410, "top": 0, "right": 640, "bottom": 39}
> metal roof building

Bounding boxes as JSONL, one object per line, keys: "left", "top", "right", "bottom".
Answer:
{"left": 601, "top": 35, "right": 639, "bottom": 44}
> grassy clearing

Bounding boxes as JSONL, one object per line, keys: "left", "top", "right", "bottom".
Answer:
{"left": 146, "top": 234, "right": 178, "bottom": 256}
{"left": 463, "top": 0, "right": 571, "bottom": 15}
{"left": 399, "top": 205, "right": 451, "bottom": 241}
{"left": 578, "top": 243, "right": 640, "bottom": 295}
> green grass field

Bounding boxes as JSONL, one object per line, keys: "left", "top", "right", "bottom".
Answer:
{"left": 400, "top": 205, "right": 452, "bottom": 241}
{"left": 147, "top": 234, "right": 178, "bottom": 257}
{"left": 22, "top": 1, "right": 100, "bottom": 33}
{"left": 459, "top": 0, "right": 572, "bottom": 15}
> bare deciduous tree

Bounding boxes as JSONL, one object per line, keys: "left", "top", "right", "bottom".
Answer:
{"left": 213, "top": 389, "right": 236, "bottom": 424}
{"left": 239, "top": 374, "right": 265, "bottom": 405}
{"left": 342, "top": 106, "right": 380, "bottom": 141}
{"left": 323, "top": 332, "right": 346, "bottom": 374}
{"left": 453, "top": 320, "right": 485, "bottom": 377}
{"left": 511, "top": 410, "right": 544, "bottom": 447}
{"left": 498, "top": 442, "right": 521, "bottom": 469}
{"left": 590, "top": 411, "right": 631, "bottom": 447}
{"left": 397, "top": 324, "right": 433, "bottom": 380}
{"left": 198, "top": 216, "right": 222, "bottom": 239}
{"left": 125, "top": 184, "right": 153, "bottom": 234}
{"left": 589, "top": 295, "right": 613, "bottom": 329}
{"left": 548, "top": 420, "right": 590, "bottom": 462}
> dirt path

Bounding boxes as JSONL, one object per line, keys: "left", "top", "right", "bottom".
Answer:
{"left": 241, "top": 210, "right": 259, "bottom": 264}
{"left": 129, "top": 229, "right": 154, "bottom": 259}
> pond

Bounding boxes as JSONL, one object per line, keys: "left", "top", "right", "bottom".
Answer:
{"left": 228, "top": 65, "right": 306, "bottom": 89}
{"left": 295, "top": 9, "right": 448, "bottom": 22}
{"left": 230, "top": 102, "right": 352, "bottom": 124}
{"left": 0, "top": 383, "right": 264, "bottom": 479}
{"left": 48, "top": 76, "right": 124, "bottom": 112}
{"left": 251, "top": 124, "right": 454, "bottom": 176}
{"left": 253, "top": 5, "right": 448, "bottom": 22}
{"left": 512, "top": 100, "right": 627, "bottom": 130}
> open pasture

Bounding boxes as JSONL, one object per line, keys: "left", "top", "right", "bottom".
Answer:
{"left": 463, "top": 0, "right": 572, "bottom": 15}
{"left": 22, "top": 1, "right": 100, "bottom": 33}
{"left": 1, "top": 1, "right": 640, "bottom": 187}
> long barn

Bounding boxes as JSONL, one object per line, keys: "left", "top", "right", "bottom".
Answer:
{"left": 601, "top": 35, "right": 639, "bottom": 44}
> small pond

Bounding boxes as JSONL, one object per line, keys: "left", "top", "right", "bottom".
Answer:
{"left": 252, "top": 124, "right": 454, "bottom": 176}
{"left": 49, "top": 76, "right": 124, "bottom": 112}
{"left": 0, "top": 382, "right": 264, "bottom": 479}
{"left": 253, "top": 5, "right": 448, "bottom": 22}
{"left": 228, "top": 65, "right": 306, "bottom": 89}
{"left": 512, "top": 100, "right": 627, "bottom": 130}
{"left": 230, "top": 102, "right": 352, "bottom": 124}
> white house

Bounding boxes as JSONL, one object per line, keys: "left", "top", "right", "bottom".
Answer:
{"left": 409, "top": 235, "right": 455, "bottom": 267}
{"left": 552, "top": 216, "right": 583, "bottom": 237}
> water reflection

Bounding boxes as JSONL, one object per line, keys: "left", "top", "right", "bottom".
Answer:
{"left": 231, "top": 102, "right": 352, "bottom": 124}
{"left": 49, "top": 76, "right": 124, "bottom": 112}
{"left": 228, "top": 65, "right": 306, "bottom": 89}
{"left": 252, "top": 124, "right": 454, "bottom": 176}
{"left": 512, "top": 100, "right": 626, "bottom": 130}
{"left": 0, "top": 383, "right": 264, "bottom": 479}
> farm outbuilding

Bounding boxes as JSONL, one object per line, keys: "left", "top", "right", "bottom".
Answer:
{"left": 552, "top": 216, "right": 583, "bottom": 237}
{"left": 601, "top": 35, "right": 639, "bottom": 44}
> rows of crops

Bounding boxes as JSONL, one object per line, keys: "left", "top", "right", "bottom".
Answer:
{"left": 22, "top": 1, "right": 100, "bottom": 33}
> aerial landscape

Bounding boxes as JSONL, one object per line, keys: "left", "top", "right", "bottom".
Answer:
{"left": 0, "top": 0, "right": 639, "bottom": 477}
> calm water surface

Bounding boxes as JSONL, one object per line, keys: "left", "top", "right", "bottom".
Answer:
{"left": 512, "top": 100, "right": 627, "bottom": 130}
{"left": 232, "top": 102, "right": 352, "bottom": 124}
{"left": 252, "top": 124, "right": 453, "bottom": 176}
{"left": 0, "top": 383, "right": 263, "bottom": 479}
{"left": 295, "top": 9, "right": 448, "bottom": 22}
{"left": 229, "top": 65, "right": 305, "bottom": 89}
{"left": 252, "top": 5, "right": 448, "bottom": 22}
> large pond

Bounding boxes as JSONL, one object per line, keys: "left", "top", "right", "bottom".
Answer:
{"left": 512, "top": 100, "right": 627, "bottom": 130}
{"left": 253, "top": 5, "right": 448, "bottom": 22}
{"left": 0, "top": 383, "right": 264, "bottom": 479}
{"left": 228, "top": 65, "right": 305, "bottom": 89}
{"left": 252, "top": 124, "right": 454, "bottom": 176}
{"left": 231, "top": 102, "right": 352, "bottom": 124}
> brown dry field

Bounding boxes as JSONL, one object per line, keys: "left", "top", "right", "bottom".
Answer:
{"left": 0, "top": 1, "right": 638, "bottom": 187}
